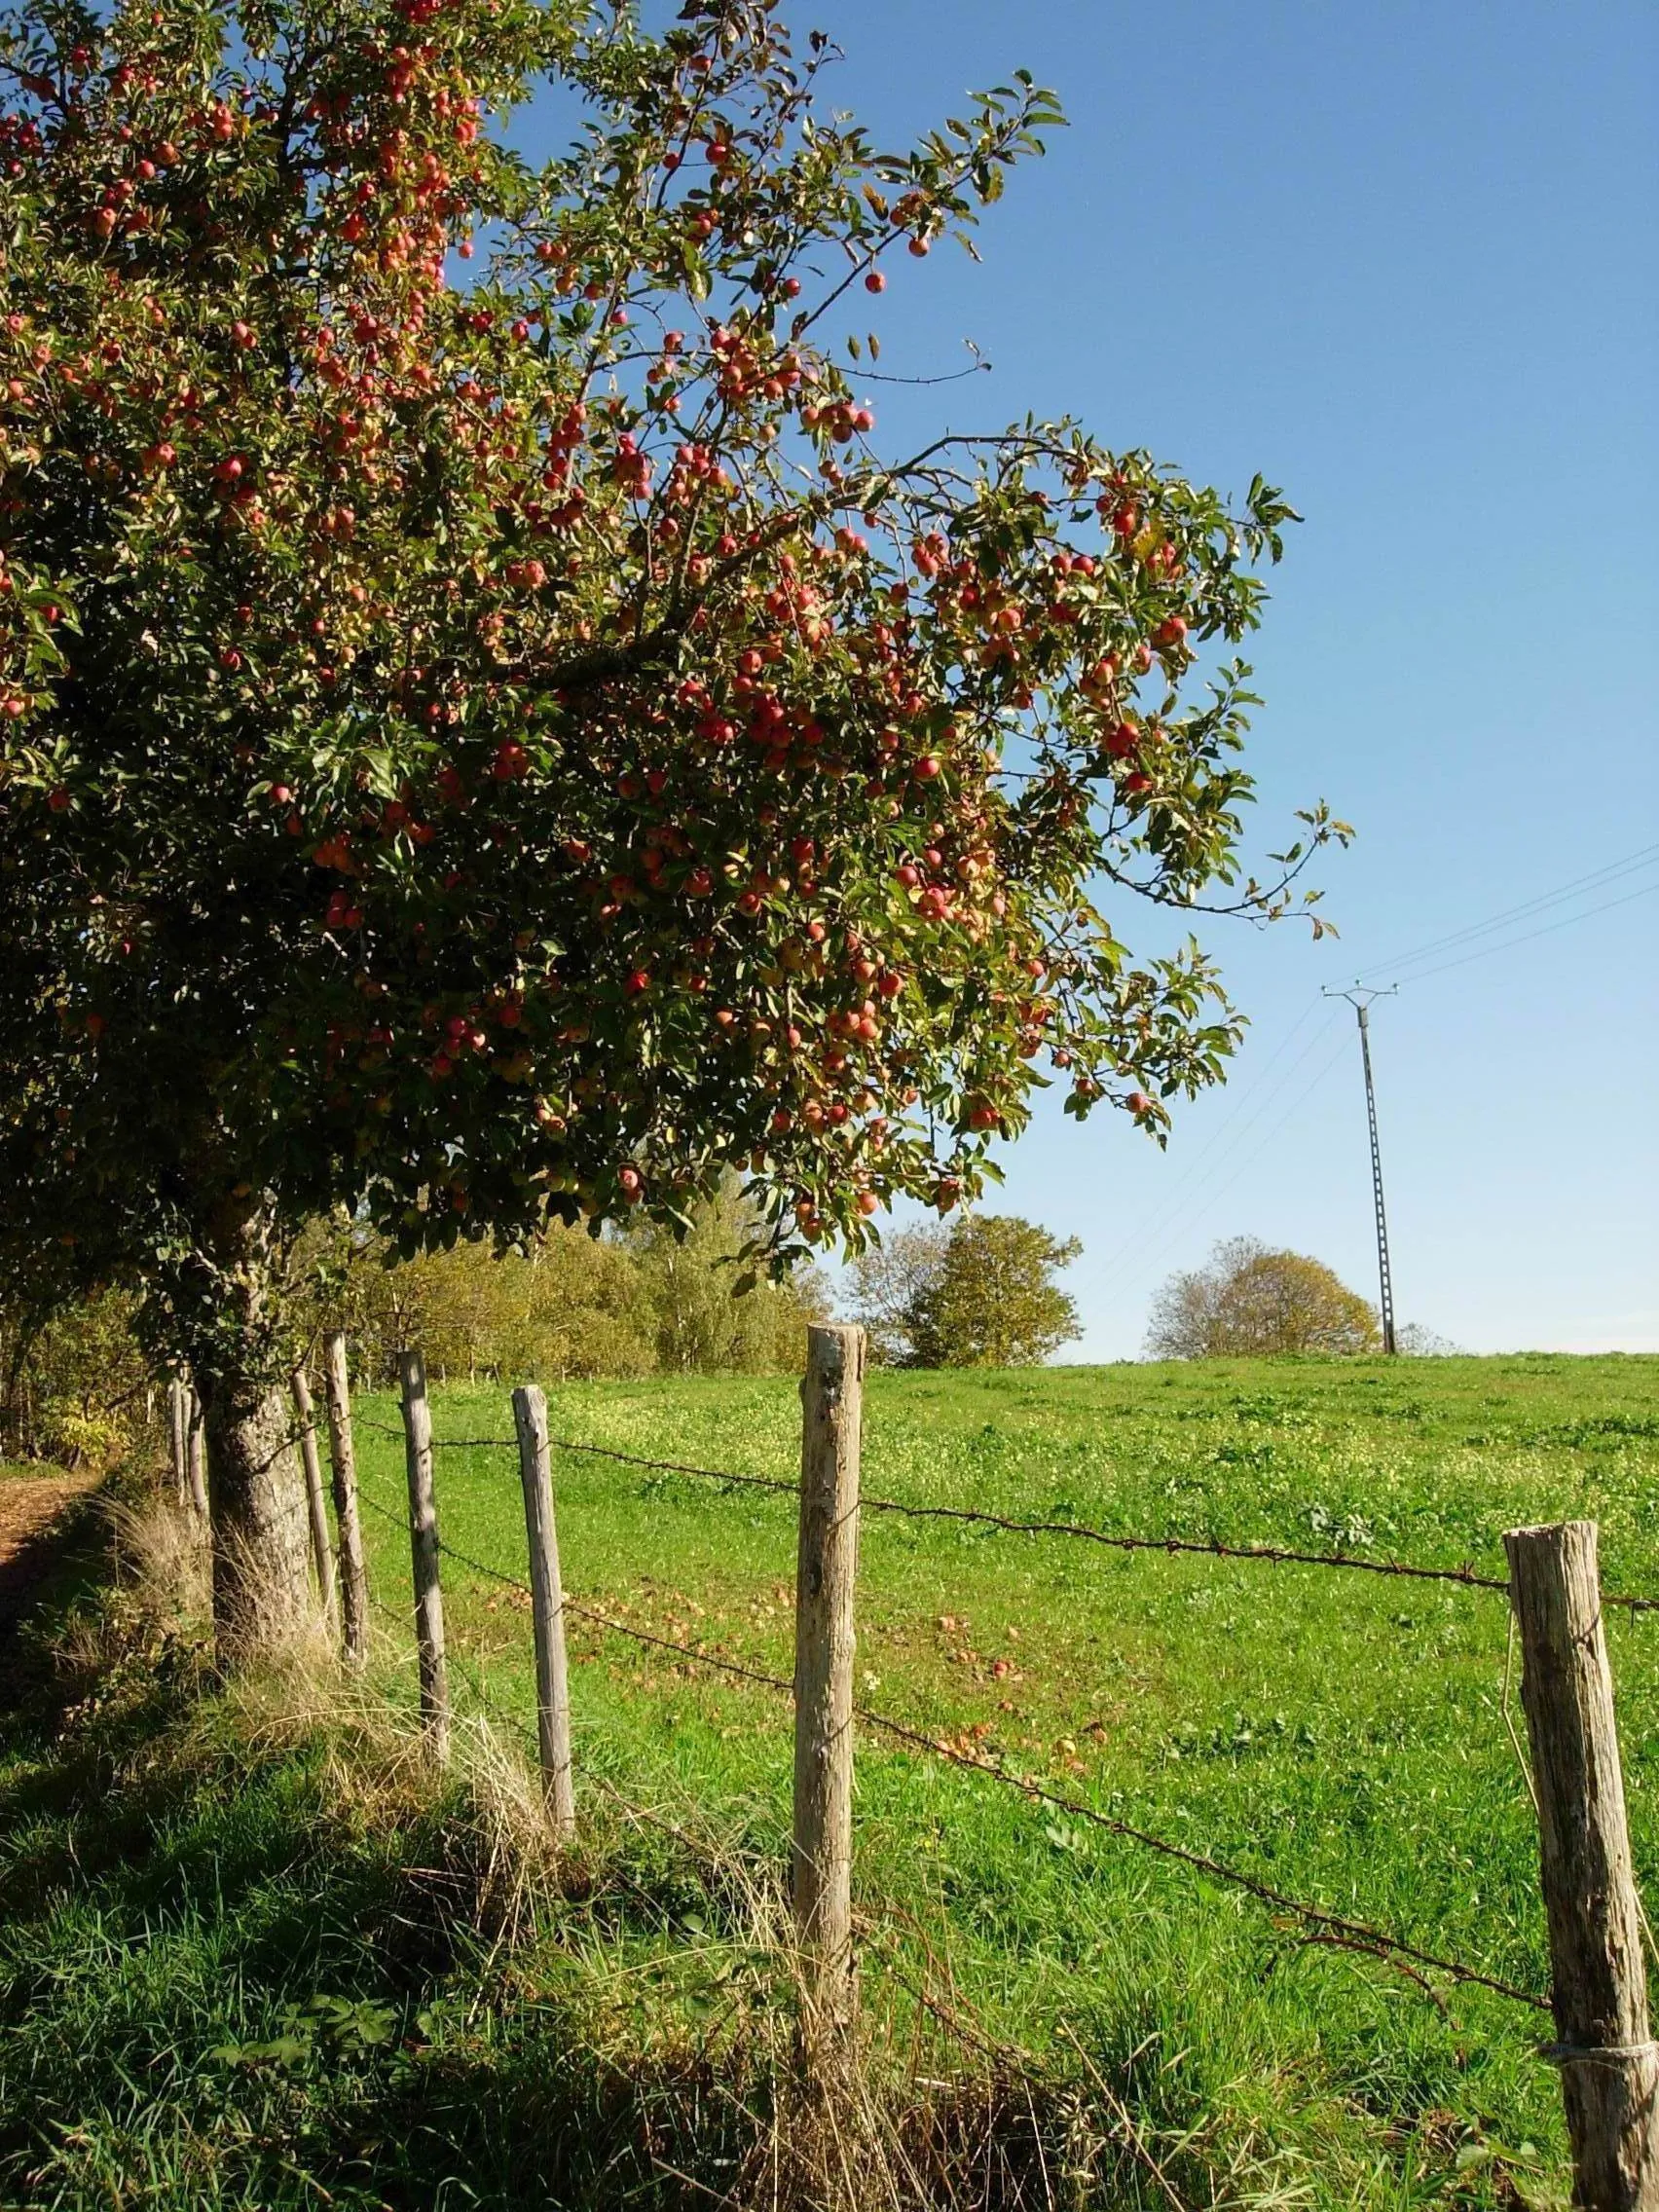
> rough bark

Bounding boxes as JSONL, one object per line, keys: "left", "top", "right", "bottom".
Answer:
{"left": 185, "top": 1385, "right": 209, "bottom": 1519}
{"left": 321, "top": 1331, "right": 369, "bottom": 1665}
{"left": 185, "top": 1193, "right": 313, "bottom": 1668}
{"left": 202, "top": 1378, "right": 313, "bottom": 1667}
{"left": 1506, "top": 1523, "right": 1659, "bottom": 2211}
{"left": 513, "top": 1383, "right": 575, "bottom": 1835}
{"left": 398, "top": 1348, "right": 450, "bottom": 1759}
{"left": 290, "top": 1364, "right": 338, "bottom": 1628}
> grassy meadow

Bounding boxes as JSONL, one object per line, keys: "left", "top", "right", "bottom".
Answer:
{"left": 4, "top": 1351, "right": 1659, "bottom": 2208}
{"left": 340, "top": 1352, "right": 1659, "bottom": 2202}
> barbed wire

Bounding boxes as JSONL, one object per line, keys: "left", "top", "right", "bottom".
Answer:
{"left": 383, "top": 1517, "right": 1549, "bottom": 2016}
{"left": 357, "top": 1419, "right": 515, "bottom": 1451}
{"left": 355, "top": 1421, "right": 1525, "bottom": 1593}
{"left": 346, "top": 1410, "right": 1659, "bottom": 1609}
{"left": 366, "top": 1592, "right": 1283, "bottom": 2199}
{"left": 852, "top": 1707, "right": 1549, "bottom": 2012}
{"left": 356, "top": 1581, "right": 1492, "bottom": 2189}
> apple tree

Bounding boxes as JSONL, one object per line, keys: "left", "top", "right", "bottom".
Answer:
{"left": 0, "top": 0, "right": 1343, "bottom": 1657}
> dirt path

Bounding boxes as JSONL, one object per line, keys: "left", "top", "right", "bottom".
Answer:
{"left": 0, "top": 1471, "right": 99, "bottom": 1641}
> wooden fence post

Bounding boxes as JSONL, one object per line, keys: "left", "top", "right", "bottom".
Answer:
{"left": 1504, "top": 1521, "right": 1659, "bottom": 2212}
{"left": 290, "top": 1365, "right": 338, "bottom": 1630}
{"left": 185, "top": 1387, "right": 209, "bottom": 1519}
{"left": 320, "top": 1331, "right": 369, "bottom": 1665}
{"left": 512, "top": 1384, "right": 575, "bottom": 1837}
{"left": 398, "top": 1348, "right": 450, "bottom": 1760}
{"left": 792, "top": 1322, "right": 865, "bottom": 2050}
{"left": 167, "top": 1379, "right": 188, "bottom": 1507}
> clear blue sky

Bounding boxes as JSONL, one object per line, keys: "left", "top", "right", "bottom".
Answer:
{"left": 758, "top": 0, "right": 1659, "bottom": 1357}
{"left": 520, "top": 5, "right": 1658, "bottom": 1355}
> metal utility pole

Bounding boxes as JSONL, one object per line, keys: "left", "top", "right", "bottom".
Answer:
{"left": 1325, "top": 984, "right": 1398, "bottom": 1354}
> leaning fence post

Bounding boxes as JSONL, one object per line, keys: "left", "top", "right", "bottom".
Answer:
{"left": 320, "top": 1331, "right": 369, "bottom": 1666}
{"left": 512, "top": 1384, "right": 576, "bottom": 1838}
{"left": 399, "top": 1348, "right": 450, "bottom": 1761}
{"left": 185, "top": 1387, "right": 209, "bottom": 1519}
{"left": 1504, "top": 1521, "right": 1659, "bottom": 2212}
{"left": 793, "top": 1322, "right": 865, "bottom": 2052}
{"left": 291, "top": 1364, "right": 338, "bottom": 1630}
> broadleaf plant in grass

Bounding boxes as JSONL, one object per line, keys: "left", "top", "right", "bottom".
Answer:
{"left": 0, "top": 0, "right": 1346, "bottom": 1659}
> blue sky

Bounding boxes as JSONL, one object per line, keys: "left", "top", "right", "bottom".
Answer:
{"left": 519, "top": 4, "right": 1658, "bottom": 1355}
{"left": 760, "top": 0, "right": 1659, "bottom": 1357}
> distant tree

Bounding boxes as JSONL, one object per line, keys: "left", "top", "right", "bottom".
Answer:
{"left": 1146, "top": 1235, "right": 1380, "bottom": 1359}
{"left": 0, "top": 1285, "right": 149, "bottom": 1470}
{"left": 288, "top": 1212, "right": 654, "bottom": 1382}
{"left": 1396, "top": 1322, "right": 1461, "bottom": 1357}
{"left": 852, "top": 1213, "right": 1080, "bottom": 1368}
{"left": 912, "top": 1215, "right": 1082, "bottom": 1367}
{"left": 282, "top": 1183, "right": 826, "bottom": 1382}
{"left": 846, "top": 1223, "right": 950, "bottom": 1366}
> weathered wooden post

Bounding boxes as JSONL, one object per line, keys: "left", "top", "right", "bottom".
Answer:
{"left": 320, "top": 1331, "right": 369, "bottom": 1665}
{"left": 512, "top": 1383, "right": 575, "bottom": 1837}
{"left": 1505, "top": 1521, "right": 1659, "bottom": 2211}
{"left": 185, "top": 1388, "right": 209, "bottom": 1519}
{"left": 398, "top": 1348, "right": 450, "bottom": 1760}
{"left": 166, "top": 1379, "right": 188, "bottom": 1507}
{"left": 290, "top": 1365, "right": 338, "bottom": 1629}
{"left": 792, "top": 1322, "right": 865, "bottom": 2052}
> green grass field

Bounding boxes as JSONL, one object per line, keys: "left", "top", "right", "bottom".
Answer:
{"left": 5, "top": 1352, "right": 1659, "bottom": 2209}
{"left": 336, "top": 1352, "right": 1659, "bottom": 2204}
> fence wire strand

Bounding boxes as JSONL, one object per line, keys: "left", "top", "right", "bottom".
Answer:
{"left": 350, "top": 1408, "right": 1659, "bottom": 1610}
{"left": 351, "top": 1411, "right": 1659, "bottom": 1610}
{"left": 359, "top": 1500, "right": 1550, "bottom": 2018}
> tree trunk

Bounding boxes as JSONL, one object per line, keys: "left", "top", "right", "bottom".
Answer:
{"left": 201, "top": 1378, "right": 313, "bottom": 1666}
{"left": 182, "top": 1192, "right": 313, "bottom": 1668}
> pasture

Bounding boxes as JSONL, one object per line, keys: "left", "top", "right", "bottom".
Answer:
{"left": 5, "top": 1351, "right": 1659, "bottom": 2209}
{"left": 340, "top": 1352, "right": 1659, "bottom": 2203}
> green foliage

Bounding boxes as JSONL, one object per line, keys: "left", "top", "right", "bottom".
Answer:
{"left": 293, "top": 1214, "right": 657, "bottom": 1383}
{"left": 623, "top": 1177, "right": 831, "bottom": 1376}
{"left": 0, "top": 1286, "right": 149, "bottom": 1468}
{"left": 0, "top": 1184, "right": 826, "bottom": 1461}
{"left": 284, "top": 1181, "right": 827, "bottom": 1383}
{"left": 0, "top": 0, "right": 1348, "bottom": 1408}
{"left": 1146, "top": 1235, "right": 1382, "bottom": 1359}
{"left": 850, "top": 1211, "right": 1080, "bottom": 1366}
{"left": 844, "top": 1221, "right": 951, "bottom": 1366}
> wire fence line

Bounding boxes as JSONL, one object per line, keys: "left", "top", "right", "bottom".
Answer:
{"left": 232, "top": 1347, "right": 1659, "bottom": 2203}
{"left": 359, "top": 1421, "right": 519, "bottom": 1452}
{"left": 354, "top": 1484, "right": 1550, "bottom": 2017}
{"left": 351, "top": 1416, "right": 1659, "bottom": 1612}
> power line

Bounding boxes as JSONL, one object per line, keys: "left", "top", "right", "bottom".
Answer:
{"left": 1085, "top": 1011, "right": 1346, "bottom": 1291}
{"left": 1352, "top": 842, "right": 1659, "bottom": 985}
{"left": 1382, "top": 880, "right": 1659, "bottom": 988}
{"left": 1132, "top": 1026, "right": 1353, "bottom": 1272}
{"left": 1079, "top": 1003, "right": 1339, "bottom": 1291}
{"left": 1083, "top": 843, "right": 1659, "bottom": 1305}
